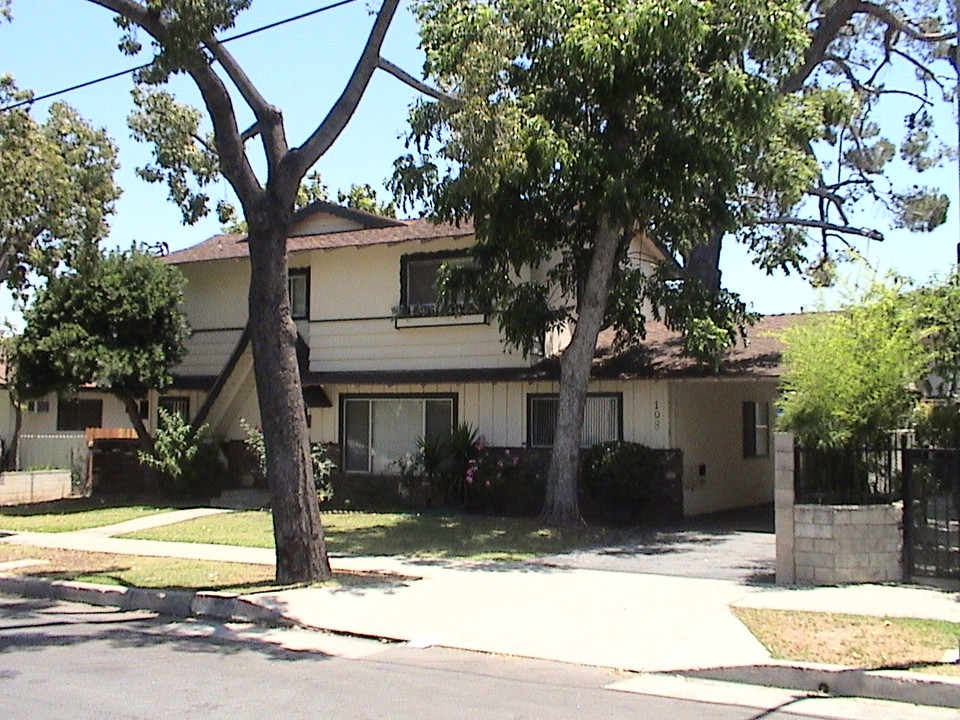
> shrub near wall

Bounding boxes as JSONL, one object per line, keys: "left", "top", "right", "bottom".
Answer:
{"left": 581, "top": 442, "right": 683, "bottom": 524}
{"left": 327, "top": 445, "right": 550, "bottom": 515}
{"left": 464, "top": 446, "right": 549, "bottom": 517}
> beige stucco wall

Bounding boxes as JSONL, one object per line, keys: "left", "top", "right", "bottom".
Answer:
{"left": 177, "top": 259, "right": 250, "bottom": 376}
{"left": 307, "top": 238, "right": 531, "bottom": 372}
{"left": 668, "top": 378, "right": 778, "bottom": 516}
{"left": 289, "top": 213, "right": 366, "bottom": 236}
{"left": 179, "top": 259, "right": 250, "bottom": 331}
{"left": 18, "top": 390, "right": 205, "bottom": 438}
{"left": 0, "top": 388, "right": 16, "bottom": 457}
{"left": 0, "top": 469, "right": 73, "bottom": 505}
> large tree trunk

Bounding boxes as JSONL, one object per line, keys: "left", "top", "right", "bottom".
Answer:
{"left": 246, "top": 220, "right": 330, "bottom": 584}
{"left": 120, "top": 394, "right": 154, "bottom": 452}
{"left": 541, "top": 216, "right": 623, "bottom": 526}
{"left": 685, "top": 229, "right": 723, "bottom": 292}
{"left": 2, "top": 401, "right": 22, "bottom": 470}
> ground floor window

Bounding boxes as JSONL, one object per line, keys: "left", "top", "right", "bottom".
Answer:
{"left": 743, "top": 401, "right": 770, "bottom": 458}
{"left": 342, "top": 395, "right": 456, "bottom": 474}
{"left": 57, "top": 397, "right": 103, "bottom": 431}
{"left": 527, "top": 394, "right": 622, "bottom": 448}
{"left": 158, "top": 396, "right": 191, "bottom": 426}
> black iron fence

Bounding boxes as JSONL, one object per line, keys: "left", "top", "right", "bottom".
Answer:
{"left": 903, "top": 448, "right": 960, "bottom": 581}
{"left": 794, "top": 439, "right": 905, "bottom": 505}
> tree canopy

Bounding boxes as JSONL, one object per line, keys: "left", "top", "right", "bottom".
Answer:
{"left": 778, "top": 272, "right": 960, "bottom": 449}
{"left": 82, "top": 0, "right": 416, "bottom": 583}
{"left": 392, "top": 0, "right": 820, "bottom": 522}
{"left": 0, "top": 75, "right": 120, "bottom": 297}
{"left": 778, "top": 282, "right": 928, "bottom": 448}
{"left": 8, "top": 245, "right": 189, "bottom": 443}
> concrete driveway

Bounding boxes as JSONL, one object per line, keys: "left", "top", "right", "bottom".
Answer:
{"left": 533, "top": 504, "right": 775, "bottom": 585}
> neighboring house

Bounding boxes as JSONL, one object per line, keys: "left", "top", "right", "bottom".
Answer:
{"left": 12, "top": 201, "right": 796, "bottom": 516}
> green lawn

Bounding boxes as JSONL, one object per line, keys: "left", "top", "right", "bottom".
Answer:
{"left": 0, "top": 543, "right": 277, "bottom": 592}
{"left": 125, "top": 510, "right": 613, "bottom": 561}
{"left": 0, "top": 499, "right": 175, "bottom": 533}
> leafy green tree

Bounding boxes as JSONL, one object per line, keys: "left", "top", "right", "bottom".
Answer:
{"left": 220, "top": 173, "right": 395, "bottom": 233}
{"left": 687, "top": 0, "right": 955, "bottom": 291}
{"left": 778, "top": 281, "right": 928, "bottom": 448}
{"left": 392, "top": 0, "right": 818, "bottom": 524}
{"left": 8, "top": 246, "right": 189, "bottom": 446}
{"left": 908, "top": 270, "right": 960, "bottom": 390}
{"left": 0, "top": 74, "right": 120, "bottom": 297}
{"left": 139, "top": 407, "right": 224, "bottom": 498}
{"left": 337, "top": 183, "right": 397, "bottom": 218}
{"left": 83, "top": 0, "right": 435, "bottom": 583}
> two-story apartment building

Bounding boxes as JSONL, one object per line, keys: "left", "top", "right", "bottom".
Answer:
{"left": 16, "top": 201, "right": 790, "bottom": 516}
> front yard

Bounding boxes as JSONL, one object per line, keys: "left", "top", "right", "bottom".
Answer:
{"left": 122, "top": 509, "right": 613, "bottom": 561}
{"left": 0, "top": 499, "right": 174, "bottom": 532}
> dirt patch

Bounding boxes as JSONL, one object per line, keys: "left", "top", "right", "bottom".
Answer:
{"left": 733, "top": 607, "right": 960, "bottom": 677}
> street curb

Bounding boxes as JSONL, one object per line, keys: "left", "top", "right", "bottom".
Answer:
{"left": 4, "top": 574, "right": 960, "bottom": 710}
{"left": 682, "top": 661, "right": 960, "bottom": 710}
{"left": 0, "top": 575, "right": 292, "bottom": 627}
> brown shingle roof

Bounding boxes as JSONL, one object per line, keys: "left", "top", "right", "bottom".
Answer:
{"left": 587, "top": 313, "right": 801, "bottom": 379}
{"left": 164, "top": 218, "right": 474, "bottom": 265}
{"left": 307, "top": 314, "right": 805, "bottom": 385}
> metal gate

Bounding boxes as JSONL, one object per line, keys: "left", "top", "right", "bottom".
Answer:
{"left": 902, "top": 449, "right": 960, "bottom": 582}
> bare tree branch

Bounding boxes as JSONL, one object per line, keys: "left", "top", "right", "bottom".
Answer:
{"left": 378, "top": 58, "right": 461, "bottom": 105}
{"left": 192, "top": 133, "right": 216, "bottom": 154}
{"left": 204, "top": 36, "right": 289, "bottom": 169}
{"left": 781, "top": 0, "right": 859, "bottom": 94}
{"left": 891, "top": 47, "right": 945, "bottom": 90}
{"left": 857, "top": 1, "right": 959, "bottom": 43}
{"left": 240, "top": 122, "right": 261, "bottom": 142}
{"left": 758, "top": 216, "right": 885, "bottom": 241}
{"left": 287, "top": 0, "right": 401, "bottom": 184}
{"left": 781, "top": 0, "right": 958, "bottom": 95}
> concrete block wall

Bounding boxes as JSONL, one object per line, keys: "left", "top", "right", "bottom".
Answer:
{"left": 0, "top": 470, "right": 73, "bottom": 506}
{"left": 775, "top": 432, "right": 903, "bottom": 585}
{"left": 793, "top": 502, "right": 902, "bottom": 584}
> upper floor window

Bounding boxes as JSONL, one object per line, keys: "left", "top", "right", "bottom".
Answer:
{"left": 288, "top": 268, "right": 310, "bottom": 320}
{"left": 743, "top": 401, "right": 770, "bottom": 458}
{"left": 527, "top": 394, "right": 622, "bottom": 448}
{"left": 398, "top": 250, "right": 473, "bottom": 317}
{"left": 57, "top": 397, "right": 103, "bottom": 431}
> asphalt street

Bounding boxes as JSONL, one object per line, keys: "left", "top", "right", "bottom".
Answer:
{"left": 1, "top": 595, "right": 954, "bottom": 720}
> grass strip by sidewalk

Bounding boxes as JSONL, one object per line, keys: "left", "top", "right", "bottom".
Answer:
{"left": 0, "top": 544, "right": 401, "bottom": 594}
{"left": 733, "top": 607, "right": 960, "bottom": 678}
{"left": 0, "top": 543, "right": 277, "bottom": 593}
{"left": 0, "top": 499, "right": 174, "bottom": 533}
{"left": 123, "top": 510, "right": 613, "bottom": 560}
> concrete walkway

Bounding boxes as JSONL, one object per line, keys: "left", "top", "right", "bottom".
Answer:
{"left": 1, "top": 509, "right": 959, "bottom": 708}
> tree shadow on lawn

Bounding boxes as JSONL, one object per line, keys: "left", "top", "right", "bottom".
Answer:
{"left": 325, "top": 513, "right": 607, "bottom": 561}
{"left": 25, "top": 565, "right": 412, "bottom": 595}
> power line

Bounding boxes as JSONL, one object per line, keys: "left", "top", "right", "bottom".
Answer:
{"left": 1, "top": 0, "right": 362, "bottom": 112}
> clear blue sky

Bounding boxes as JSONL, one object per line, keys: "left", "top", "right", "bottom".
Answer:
{"left": 1, "top": 0, "right": 958, "bottom": 318}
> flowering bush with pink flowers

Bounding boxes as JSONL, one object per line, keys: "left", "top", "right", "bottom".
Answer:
{"left": 398, "top": 424, "right": 546, "bottom": 515}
